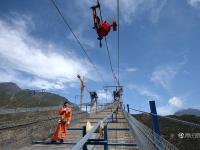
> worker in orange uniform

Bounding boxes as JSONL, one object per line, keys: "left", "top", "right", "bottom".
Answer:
{"left": 91, "top": 0, "right": 117, "bottom": 47}
{"left": 52, "top": 101, "right": 72, "bottom": 143}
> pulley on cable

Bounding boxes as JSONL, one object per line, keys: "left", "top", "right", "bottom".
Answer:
{"left": 91, "top": 0, "right": 117, "bottom": 48}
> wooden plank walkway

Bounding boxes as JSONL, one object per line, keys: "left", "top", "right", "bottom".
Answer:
{"left": 20, "top": 109, "right": 138, "bottom": 150}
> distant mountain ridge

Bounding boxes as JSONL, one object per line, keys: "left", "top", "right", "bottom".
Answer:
{"left": 0, "top": 82, "right": 72, "bottom": 108}
{"left": 0, "top": 82, "right": 21, "bottom": 93}
{"left": 174, "top": 108, "right": 200, "bottom": 116}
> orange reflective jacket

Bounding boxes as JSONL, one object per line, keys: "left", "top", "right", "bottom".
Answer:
{"left": 59, "top": 107, "right": 72, "bottom": 122}
{"left": 97, "top": 21, "right": 111, "bottom": 37}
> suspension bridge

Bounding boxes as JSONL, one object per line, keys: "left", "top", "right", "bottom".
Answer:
{"left": 0, "top": 0, "right": 200, "bottom": 149}
{"left": 1, "top": 98, "right": 199, "bottom": 150}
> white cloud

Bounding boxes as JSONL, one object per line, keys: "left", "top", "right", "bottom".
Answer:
{"left": 102, "top": 0, "right": 168, "bottom": 24}
{"left": 157, "top": 105, "right": 175, "bottom": 115}
{"left": 75, "top": 0, "right": 168, "bottom": 25}
{"left": 150, "top": 65, "right": 178, "bottom": 89}
{"left": 0, "top": 68, "right": 65, "bottom": 89}
{"left": 187, "top": 0, "right": 200, "bottom": 8}
{"left": 150, "top": 52, "right": 188, "bottom": 90}
{"left": 127, "top": 84, "right": 160, "bottom": 99}
{"left": 169, "top": 96, "right": 183, "bottom": 108}
{"left": 157, "top": 96, "right": 184, "bottom": 115}
{"left": 0, "top": 16, "right": 98, "bottom": 89}
{"left": 126, "top": 68, "right": 137, "bottom": 72}
{"left": 150, "top": 0, "right": 168, "bottom": 23}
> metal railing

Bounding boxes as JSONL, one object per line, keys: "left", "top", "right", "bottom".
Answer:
{"left": 72, "top": 102, "right": 119, "bottom": 150}
{"left": 129, "top": 107, "right": 200, "bottom": 128}
{"left": 0, "top": 102, "right": 115, "bottom": 149}
{"left": 0, "top": 105, "right": 86, "bottom": 149}
{"left": 123, "top": 110, "right": 179, "bottom": 150}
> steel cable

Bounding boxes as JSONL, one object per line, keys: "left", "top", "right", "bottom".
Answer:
{"left": 51, "top": 0, "right": 106, "bottom": 85}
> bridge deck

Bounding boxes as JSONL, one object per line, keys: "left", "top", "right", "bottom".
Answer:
{"left": 20, "top": 109, "right": 138, "bottom": 150}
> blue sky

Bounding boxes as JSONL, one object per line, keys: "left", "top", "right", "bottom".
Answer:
{"left": 1, "top": 0, "right": 200, "bottom": 115}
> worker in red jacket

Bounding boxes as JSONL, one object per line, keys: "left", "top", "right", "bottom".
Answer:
{"left": 91, "top": 1, "right": 117, "bottom": 47}
{"left": 52, "top": 101, "right": 72, "bottom": 143}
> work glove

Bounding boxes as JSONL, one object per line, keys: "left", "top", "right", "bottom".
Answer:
{"left": 59, "top": 119, "right": 67, "bottom": 124}
{"left": 61, "top": 120, "right": 67, "bottom": 124}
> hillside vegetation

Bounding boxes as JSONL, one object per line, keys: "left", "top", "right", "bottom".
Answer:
{"left": 133, "top": 114, "right": 200, "bottom": 150}
{"left": 0, "top": 82, "right": 71, "bottom": 108}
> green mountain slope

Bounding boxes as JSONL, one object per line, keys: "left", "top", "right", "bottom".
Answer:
{"left": 0, "top": 82, "right": 71, "bottom": 108}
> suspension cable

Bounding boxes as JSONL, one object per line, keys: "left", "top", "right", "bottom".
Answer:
{"left": 51, "top": 0, "right": 106, "bottom": 85}
{"left": 117, "top": 0, "right": 120, "bottom": 85}
{"left": 129, "top": 107, "right": 200, "bottom": 128}
{"left": 97, "top": 0, "right": 119, "bottom": 86}
{"left": 97, "top": 0, "right": 103, "bottom": 22}
{"left": 104, "top": 38, "right": 119, "bottom": 85}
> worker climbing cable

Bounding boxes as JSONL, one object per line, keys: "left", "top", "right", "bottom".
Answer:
{"left": 91, "top": 0, "right": 117, "bottom": 47}
{"left": 51, "top": 101, "right": 72, "bottom": 143}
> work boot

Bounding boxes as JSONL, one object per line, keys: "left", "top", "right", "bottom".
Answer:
{"left": 91, "top": 2, "right": 100, "bottom": 9}
{"left": 112, "top": 21, "right": 117, "bottom": 31}
{"left": 59, "top": 139, "right": 64, "bottom": 143}
{"left": 51, "top": 140, "right": 56, "bottom": 143}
